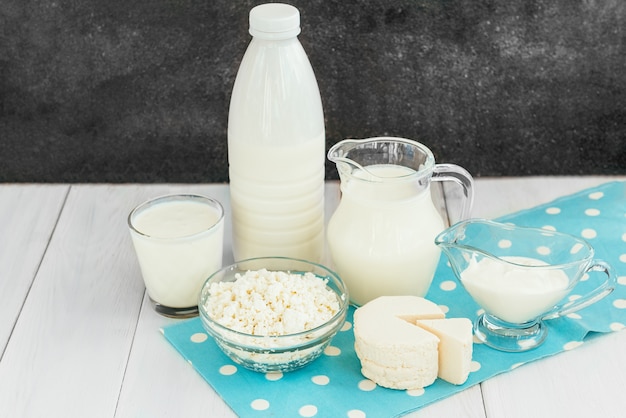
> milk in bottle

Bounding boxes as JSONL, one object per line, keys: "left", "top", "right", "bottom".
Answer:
{"left": 228, "top": 3, "right": 325, "bottom": 262}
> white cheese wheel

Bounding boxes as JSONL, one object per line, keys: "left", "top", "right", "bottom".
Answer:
{"left": 353, "top": 296, "right": 445, "bottom": 390}
{"left": 358, "top": 356, "right": 438, "bottom": 390}
{"left": 417, "top": 318, "right": 473, "bottom": 385}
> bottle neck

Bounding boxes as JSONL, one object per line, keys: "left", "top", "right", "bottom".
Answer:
{"left": 249, "top": 36, "right": 301, "bottom": 49}
{"left": 249, "top": 28, "right": 301, "bottom": 41}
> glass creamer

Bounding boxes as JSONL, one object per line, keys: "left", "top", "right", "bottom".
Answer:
{"left": 326, "top": 137, "right": 474, "bottom": 306}
{"left": 435, "top": 219, "right": 616, "bottom": 351}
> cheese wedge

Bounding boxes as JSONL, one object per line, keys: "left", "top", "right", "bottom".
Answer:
{"left": 417, "top": 318, "right": 473, "bottom": 385}
{"left": 353, "top": 296, "right": 445, "bottom": 390}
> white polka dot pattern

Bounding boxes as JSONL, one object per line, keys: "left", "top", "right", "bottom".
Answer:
{"left": 323, "top": 346, "right": 341, "bottom": 356}
{"left": 190, "top": 333, "right": 207, "bottom": 343}
{"left": 298, "top": 405, "right": 317, "bottom": 417}
{"left": 439, "top": 280, "right": 457, "bottom": 291}
{"left": 406, "top": 388, "right": 425, "bottom": 397}
{"left": 251, "top": 399, "right": 269, "bottom": 411}
{"left": 311, "top": 375, "right": 329, "bottom": 385}
{"left": 265, "top": 372, "right": 282, "bottom": 381}
{"left": 357, "top": 379, "right": 376, "bottom": 391}
{"left": 563, "top": 341, "right": 584, "bottom": 350}
{"left": 498, "top": 239, "right": 512, "bottom": 248}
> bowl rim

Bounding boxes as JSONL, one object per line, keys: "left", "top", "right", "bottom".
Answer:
{"left": 198, "top": 256, "right": 349, "bottom": 341}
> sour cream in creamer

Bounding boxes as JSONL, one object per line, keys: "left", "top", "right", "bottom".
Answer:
{"left": 460, "top": 256, "right": 571, "bottom": 324}
{"left": 129, "top": 196, "right": 224, "bottom": 309}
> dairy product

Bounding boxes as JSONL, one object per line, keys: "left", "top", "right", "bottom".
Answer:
{"left": 229, "top": 138, "right": 325, "bottom": 262}
{"left": 203, "top": 268, "right": 342, "bottom": 370}
{"left": 132, "top": 199, "right": 219, "bottom": 237}
{"left": 417, "top": 318, "right": 473, "bottom": 385}
{"left": 129, "top": 196, "right": 224, "bottom": 309}
{"left": 460, "top": 256, "right": 571, "bottom": 323}
{"left": 353, "top": 296, "right": 474, "bottom": 389}
{"left": 228, "top": 3, "right": 325, "bottom": 262}
{"left": 204, "top": 268, "right": 339, "bottom": 336}
{"left": 327, "top": 164, "right": 445, "bottom": 306}
{"left": 353, "top": 296, "right": 445, "bottom": 390}
{"left": 357, "top": 355, "right": 439, "bottom": 390}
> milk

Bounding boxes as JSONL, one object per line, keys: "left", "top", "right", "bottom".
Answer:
{"left": 129, "top": 197, "right": 224, "bottom": 309}
{"left": 228, "top": 137, "right": 325, "bottom": 261}
{"left": 133, "top": 200, "right": 219, "bottom": 237}
{"left": 460, "top": 256, "right": 570, "bottom": 323}
{"left": 326, "top": 164, "right": 445, "bottom": 306}
{"left": 227, "top": 4, "right": 325, "bottom": 262}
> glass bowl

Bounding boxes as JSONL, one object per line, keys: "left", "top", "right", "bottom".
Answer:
{"left": 198, "top": 257, "right": 349, "bottom": 372}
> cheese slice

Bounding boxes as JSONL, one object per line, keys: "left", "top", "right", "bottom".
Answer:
{"left": 416, "top": 318, "right": 473, "bottom": 385}
{"left": 353, "top": 296, "right": 445, "bottom": 390}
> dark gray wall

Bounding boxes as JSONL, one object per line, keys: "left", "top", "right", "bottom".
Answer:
{"left": 1, "top": 0, "right": 625, "bottom": 182}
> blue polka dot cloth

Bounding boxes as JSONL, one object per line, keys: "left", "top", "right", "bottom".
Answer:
{"left": 162, "top": 181, "right": 626, "bottom": 417}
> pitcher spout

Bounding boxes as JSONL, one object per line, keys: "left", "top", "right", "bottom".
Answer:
{"left": 327, "top": 139, "right": 372, "bottom": 181}
{"left": 327, "top": 138, "right": 359, "bottom": 164}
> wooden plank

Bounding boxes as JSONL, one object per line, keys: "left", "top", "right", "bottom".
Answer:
{"left": 115, "top": 295, "right": 237, "bottom": 418}
{"left": 405, "top": 385, "right": 486, "bottom": 418}
{"left": 0, "top": 185, "right": 147, "bottom": 417}
{"left": 482, "top": 331, "right": 626, "bottom": 418}
{"left": 471, "top": 175, "right": 623, "bottom": 219}
{"left": 0, "top": 184, "right": 68, "bottom": 352}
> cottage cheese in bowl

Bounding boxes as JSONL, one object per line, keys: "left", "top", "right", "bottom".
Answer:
{"left": 198, "top": 257, "right": 349, "bottom": 372}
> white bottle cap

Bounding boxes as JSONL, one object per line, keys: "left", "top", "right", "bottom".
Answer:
{"left": 249, "top": 3, "right": 301, "bottom": 40}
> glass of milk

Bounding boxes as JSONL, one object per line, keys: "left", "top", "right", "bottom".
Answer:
{"left": 128, "top": 194, "right": 225, "bottom": 318}
{"left": 436, "top": 219, "right": 616, "bottom": 352}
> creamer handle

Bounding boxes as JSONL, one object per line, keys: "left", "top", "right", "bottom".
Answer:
{"left": 431, "top": 164, "right": 475, "bottom": 222}
{"left": 543, "top": 260, "right": 616, "bottom": 320}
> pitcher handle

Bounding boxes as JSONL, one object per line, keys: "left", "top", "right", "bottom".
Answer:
{"left": 543, "top": 260, "right": 616, "bottom": 320}
{"left": 431, "top": 164, "right": 475, "bottom": 221}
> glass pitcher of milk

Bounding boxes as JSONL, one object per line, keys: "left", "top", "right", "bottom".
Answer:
{"left": 326, "top": 137, "right": 474, "bottom": 306}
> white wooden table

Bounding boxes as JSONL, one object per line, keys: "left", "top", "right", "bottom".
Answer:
{"left": 1, "top": 176, "right": 625, "bottom": 417}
